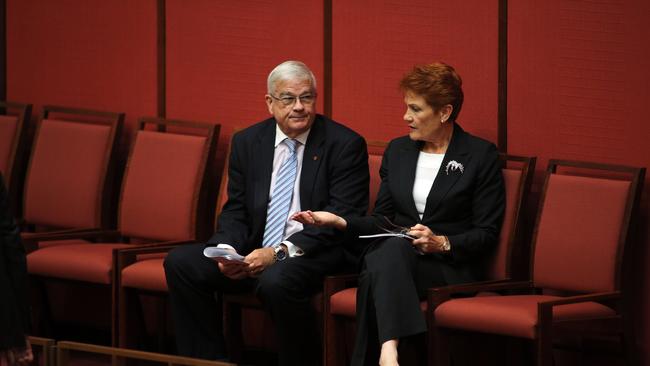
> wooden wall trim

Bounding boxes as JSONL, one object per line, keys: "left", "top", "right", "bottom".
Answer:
{"left": 0, "top": 0, "right": 6, "bottom": 101}
{"left": 497, "top": 0, "right": 508, "bottom": 152}
{"left": 323, "top": 0, "right": 332, "bottom": 117}
{"left": 157, "top": 0, "right": 166, "bottom": 118}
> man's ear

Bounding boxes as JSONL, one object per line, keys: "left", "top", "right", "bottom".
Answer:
{"left": 265, "top": 94, "right": 274, "bottom": 115}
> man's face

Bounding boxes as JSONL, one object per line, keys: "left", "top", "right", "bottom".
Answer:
{"left": 265, "top": 78, "right": 317, "bottom": 138}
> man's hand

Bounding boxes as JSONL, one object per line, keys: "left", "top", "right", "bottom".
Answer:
{"left": 244, "top": 247, "right": 276, "bottom": 277}
{"left": 218, "top": 261, "right": 249, "bottom": 280}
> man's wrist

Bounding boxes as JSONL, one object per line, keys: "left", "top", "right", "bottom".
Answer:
{"left": 273, "top": 244, "right": 289, "bottom": 262}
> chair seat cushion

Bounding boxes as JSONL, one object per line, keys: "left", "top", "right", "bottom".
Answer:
{"left": 435, "top": 294, "right": 617, "bottom": 339}
{"left": 330, "top": 287, "right": 427, "bottom": 316}
{"left": 121, "top": 258, "right": 168, "bottom": 292}
{"left": 27, "top": 243, "right": 130, "bottom": 284}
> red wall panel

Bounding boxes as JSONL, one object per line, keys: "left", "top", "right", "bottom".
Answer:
{"left": 331, "top": 0, "right": 499, "bottom": 144}
{"left": 6, "top": 0, "right": 158, "bottom": 134}
{"left": 508, "top": 1, "right": 650, "bottom": 361}
{"left": 165, "top": 0, "right": 325, "bottom": 144}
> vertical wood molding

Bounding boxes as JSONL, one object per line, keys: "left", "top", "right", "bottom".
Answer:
{"left": 323, "top": 0, "right": 332, "bottom": 117}
{"left": 0, "top": 0, "right": 6, "bottom": 102}
{"left": 497, "top": 0, "right": 507, "bottom": 152}
{"left": 157, "top": 0, "right": 166, "bottom": 118}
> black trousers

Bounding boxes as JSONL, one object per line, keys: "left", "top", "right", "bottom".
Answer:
{"left": 351, "top": 237, "right": 447, "bottom": 366}
{"left": 164, "top": 243, "right": 343, "bottom": 366}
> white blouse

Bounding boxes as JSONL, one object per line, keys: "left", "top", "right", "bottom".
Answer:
{"left": 412, "top": 151, "right": 445, "bottom": 219}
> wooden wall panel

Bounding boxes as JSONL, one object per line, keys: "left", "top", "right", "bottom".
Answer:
{"left": 331, "top": 0, "right": 499, "bottom": 144}
{"left": 165, "top": 0, "right": 325, "bottom": 145}
{"left": 5, "top": 0, "right": 158, "bottom": 134}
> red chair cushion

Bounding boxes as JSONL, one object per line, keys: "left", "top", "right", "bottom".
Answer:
{"left": 534, "top": 174, "right": 630, "bottom": 292}
{"left": 27, "top": 243, "right": 130, "bottom": 284}
{"left": 119, "top": 131, "right": 207, "bottom": 241}
{"left": 121, "top": 258, "right": 168, "bottom": 292}
{"left": 435, "top": 294, "right": 617, "bottom": 339}
{"left": 24, "top": 119, "right": 112, "bottom": 228}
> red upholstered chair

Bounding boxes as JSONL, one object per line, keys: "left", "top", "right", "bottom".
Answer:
{"left": 323, "top": 154, "right": 536, "bottom": 366}
{"left": 26, "top": 117, "right": 219, "bottom": 345}
{"left": 218, "top": 140, "right": 387, "bottom": 364}
{"left": 429, "top": 159, "right": 645, "bottom": 366}
{"left": 0, "top": 101, "right": 32, "bottom": 216}
{"left": 20, "top": 105, "right": 123, "bottom": 240}
{"left": 115, "top": 134, "right": 230, "bottom": 349}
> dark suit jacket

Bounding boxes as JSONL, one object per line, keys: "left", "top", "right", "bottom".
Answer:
{"left": 347, "top": 123, "right": 505, "bottom": 285}
{"left": 207, "top": 115, "right": 369, "bottom": 262}
{"left": 0, "top": 173, "right": 31, "bottom": 349}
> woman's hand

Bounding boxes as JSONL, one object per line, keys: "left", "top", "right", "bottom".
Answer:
{"left": 291, "top": 210, "right": 347, "bottom": 230}
{"left": 408, "top": 224, "right": 449, "bottom": 253}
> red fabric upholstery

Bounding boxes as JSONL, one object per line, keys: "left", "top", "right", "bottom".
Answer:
{"left": 27, "top": 243, "right": 130, "bottom": 284}
{"left": 485, "top": 168, "right": 522, "bottom": 279}
{"left": 0, "top": 115, "right": 18, "bottom": 175}
{"left": 533, "top": 174, "right": 630, "bottom": 293}
{"left": 119, "top": 130, "right": 207, "bottom": 241}
{"left": 435, "top": 294, "right": 616, "bottom": 339}
{"left": 24, "top": 119, "right": 112, "bottom": 228}
{"left": 121, "top": 258, "right": 167, "bottom": 292}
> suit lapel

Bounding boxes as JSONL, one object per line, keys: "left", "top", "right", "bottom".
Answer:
{"left": 300, "top": 117, "right": 325, "bottom": 209}
{"left": 398, "top": 139, "right": 422, "bottom": 221}
{"left": 254, "top": 121, "right": 276, "bottom": 219}
{"left": 422, "top": 124, "right": 470, "bottom": 219}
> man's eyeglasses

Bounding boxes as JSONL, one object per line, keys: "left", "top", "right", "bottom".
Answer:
{"left": 270, "top": 94, "right": 316, "bottom": 107}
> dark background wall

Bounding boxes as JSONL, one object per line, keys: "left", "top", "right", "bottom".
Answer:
{"left": 3, "top": 0, "right": 649, "bottom": 363}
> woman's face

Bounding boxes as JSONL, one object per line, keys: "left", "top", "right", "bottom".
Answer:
{"left": 403, "top": 91, "right": 449, "bottom": 142}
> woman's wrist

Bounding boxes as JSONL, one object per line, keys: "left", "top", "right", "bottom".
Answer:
{"left": 335, "top": 216, "right": 347, "bottom": 230}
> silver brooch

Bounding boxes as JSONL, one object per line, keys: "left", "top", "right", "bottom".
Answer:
{"left": 445, "top": 160, "right": 464, "bottom": 175}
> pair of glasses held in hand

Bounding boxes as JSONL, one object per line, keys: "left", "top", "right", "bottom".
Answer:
{"left": 358, "top": 216, "right": 416, "bottom": 240}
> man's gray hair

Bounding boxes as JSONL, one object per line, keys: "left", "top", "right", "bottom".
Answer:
{"left": 267, "top": 60, "right": 317, "bottom": 95}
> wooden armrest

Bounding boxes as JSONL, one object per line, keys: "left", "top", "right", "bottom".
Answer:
{"left": 115, "top": 240, "right": 196, "bottom": 271}
{"left": 538, "top": 291, "right": 621, "bottom": 309}
{"left": 22, "top": 229, "right": 122, "bottom": 252}
{"left": 324, "top": 273, "right": 359, "bottom": 296}
{"left": 428, "top": 280, "right": 534, "bottom": 307}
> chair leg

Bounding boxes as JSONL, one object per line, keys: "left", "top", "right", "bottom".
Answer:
{"left": 429, "top": 326, "right": 451, "bottom": 366}
{"left": 535, "top": 335, "right": 554, "bottom": 366}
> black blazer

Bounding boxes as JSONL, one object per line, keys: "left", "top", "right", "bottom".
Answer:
{"left": 0, "top": 173, "right": 31, "bottom": 349}
{"left": 208, "top": 114, "right": 369, "bottom": 259}
{"left": 347, "top": 123, "right": 505, "bottom": 285}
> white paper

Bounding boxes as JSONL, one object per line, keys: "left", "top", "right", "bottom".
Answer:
{"left": 203, "top": 245, "right": 246, "bottom": 265}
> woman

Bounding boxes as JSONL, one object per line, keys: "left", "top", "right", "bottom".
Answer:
{"left": 0, "top": 173, "right": 32, "bottom": 366}
{"left": 292, "top": 62, "right": 505, "bottom": 366}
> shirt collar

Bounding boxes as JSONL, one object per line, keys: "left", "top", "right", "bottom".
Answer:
{"left": 274, "top": 124, "right": 310, "bottom": 147}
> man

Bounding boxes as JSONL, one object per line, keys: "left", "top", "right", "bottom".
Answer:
{"left": 164, "top": 60, "right": 369, "bottom": 365}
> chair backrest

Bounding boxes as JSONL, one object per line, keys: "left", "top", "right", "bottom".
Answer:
{"left": 23, "top": 105, "right": 123, "bottom": 229}
{"left": 367, "top": 140, "right": 387, "bottom": 214}
{"left": 532, "top": 159, "right": 644, "bottom": 293}
{"left": 119, "top": 118, "right": 219, "bottom": 242}
{"left": 484, "top": 154, "right": 536, "bottom": 280}
{"left": 0, "top": 101, "right": 32, "bottom": 215}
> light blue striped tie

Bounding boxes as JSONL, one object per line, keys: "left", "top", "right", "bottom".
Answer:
{"left": 262, "top": 138, "right": 298, "bottom": 247}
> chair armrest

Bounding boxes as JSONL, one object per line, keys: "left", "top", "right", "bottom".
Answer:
{"left": 428, "top": 280, "right": 534, "bottom": 308}
{"left": 538, "top": 291, "right": 621, "bottom": 309}
{"left": 323, "top": 273, "right": 359, "bottom": 297}
{"left": 115, "top": 240, "right": 197, "bottom": 273}
{"left": 22, "top": 229, "right": 122, "bottom": 253}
